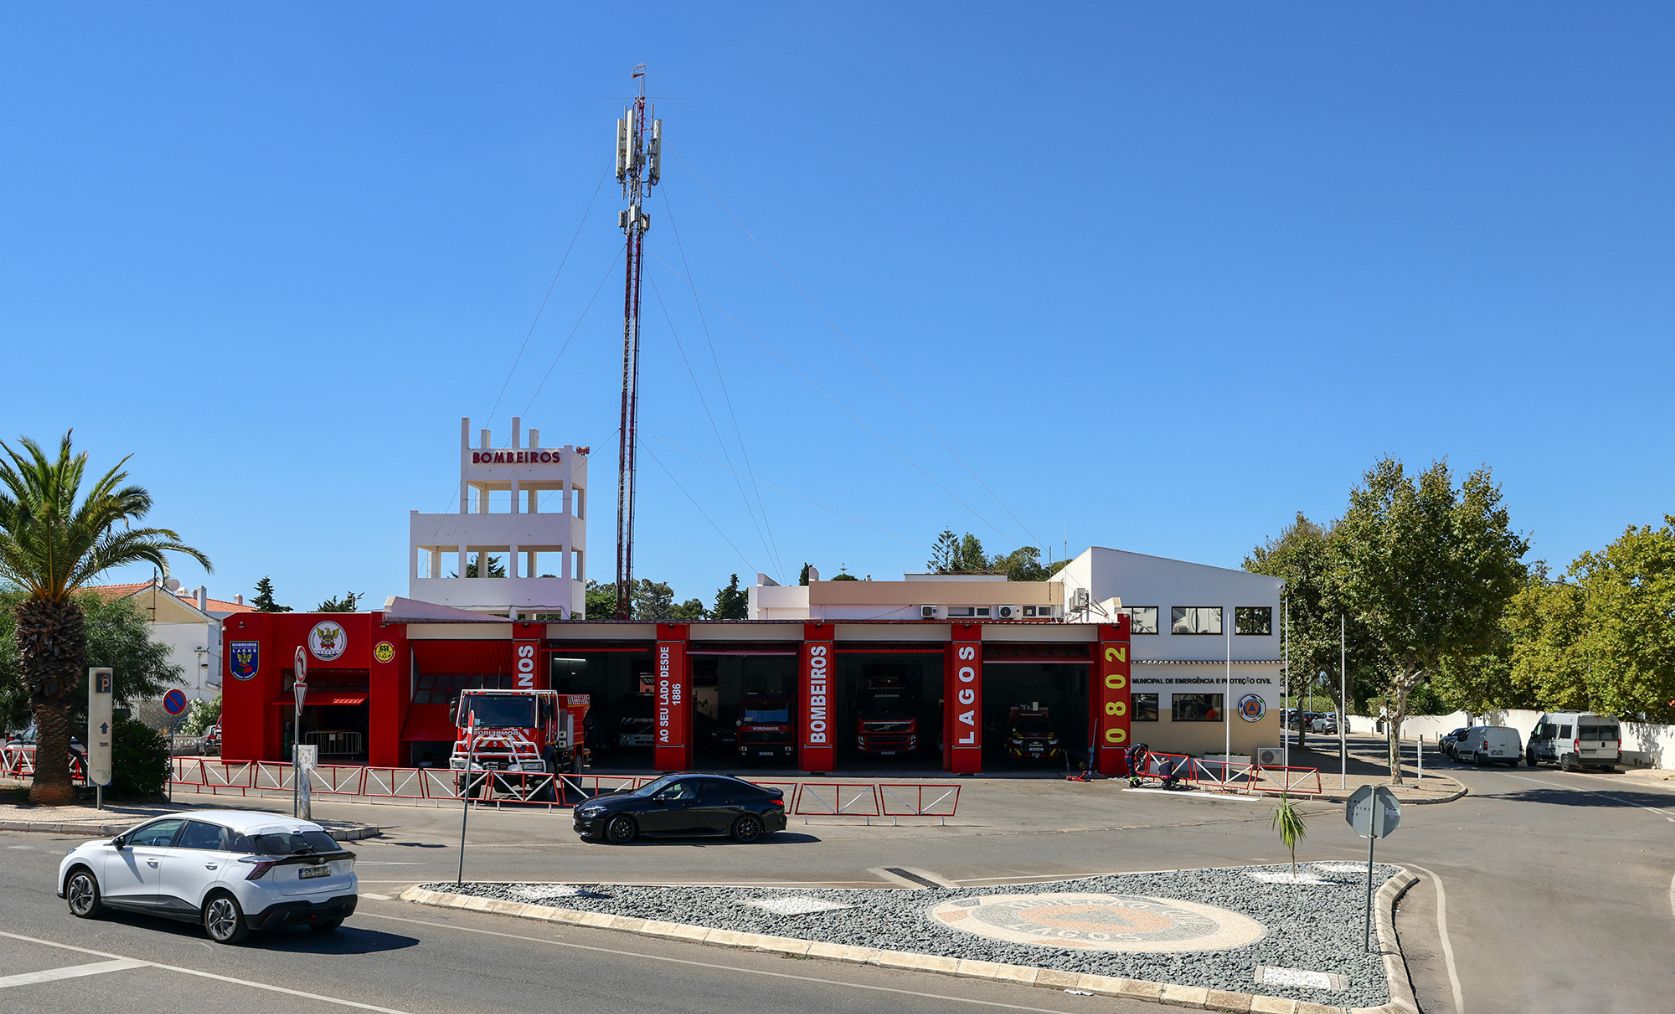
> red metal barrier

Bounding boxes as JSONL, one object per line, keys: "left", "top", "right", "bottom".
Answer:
{"left": 879, "top": 783, "right": 961, "bottom": 818}
{"left": 1132, "top": 751, "right": 1196, "bottom": 786}
{"left": 792, "top": 782, "right": 880, "bottom": 817}
{"left": 306, "top": 764, "right": 368, "bottom": 796}
{"left": 1250, "top": 765, "right": 1324, "bottom": 796}
{"left": 1, "top": 744, "right": 87, "bottom": 784}
{"left": 1189, "top": 757, "right": 1259, "bottom": 791}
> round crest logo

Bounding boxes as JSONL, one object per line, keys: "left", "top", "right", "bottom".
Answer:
{"left": 308, "top": 621, "right": 348, "bottom": 662}
{"left": 373, "top": 640, "right": 396, "bottom": 664}
{"left": 1237, "top": 693, "right": 1266, "bottom": 723}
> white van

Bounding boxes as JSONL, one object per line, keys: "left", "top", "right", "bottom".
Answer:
{"left": 1457, "top": 726, "right": 1521, "bottom": 766}
{"left": 1526, "top": 712, "right": 1621, "bottom": 771}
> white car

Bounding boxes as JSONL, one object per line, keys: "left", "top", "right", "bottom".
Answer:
{"left": 57, "top": 809, "right": 357, "bottom": 944}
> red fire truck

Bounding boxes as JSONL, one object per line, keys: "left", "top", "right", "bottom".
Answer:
{"left": 734, "top": 693, "right": 795, "bottom": 762}
{"left": 854, "top": 676, "right": 918, "bottom": 757}
{"left": 449, "top": 689, "right": 590, "bottom": 800}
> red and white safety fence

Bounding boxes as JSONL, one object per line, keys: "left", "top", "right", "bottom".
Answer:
{"left": 169, "top": 758, "right": 962, "bottom": 818}
{"left": 0, "top": 744, "right": 86, "bottom": 783}
{"left": 1128, "top": 750, "right": 1321, "bottom": 796}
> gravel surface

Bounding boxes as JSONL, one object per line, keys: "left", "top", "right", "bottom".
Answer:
{"left": 425, "top": 863, "right": 1401, "bottom": 1006}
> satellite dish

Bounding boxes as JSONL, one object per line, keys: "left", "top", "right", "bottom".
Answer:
{"left": 163, "top": 577, "right": 182, "bottom": 592}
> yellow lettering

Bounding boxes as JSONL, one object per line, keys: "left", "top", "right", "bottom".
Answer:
{"left": 1104, "top": 728, "right": 1127, "bottom": 745}
{"left": 1105, "top": 700, "right": 1127, "bottom": 717}
{"left": 1104, "top": 673, "right": 1126, "bottom": 690}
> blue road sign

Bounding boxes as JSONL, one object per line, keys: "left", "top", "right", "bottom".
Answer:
{"left": 163, "top": 688, "right": 189, "bottom": 716}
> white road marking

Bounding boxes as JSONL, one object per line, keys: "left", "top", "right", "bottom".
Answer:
{"left": 0, "top": 958, "right": 147, "bottom": 988}
{"left": 1492, "top": 772, "right": 1675, "bottom": 818}
{"left": 354, "top": 862, "right": 423, "bottom": 866}
{"left": 364, "top": 911, "right": 1082, "bottom": 1013}
{"left": 0, "top": 930, "right": 415, "bottom": 1012}
{"left": 4, "top": 845, "right": 34, "bottom": 850}
{"left": 360, "top": 892, "right": 393, "bottom": 901}
{"left": 1123, "top": 788, "right": 1262, "bottom": 802}
{"left": 1406, "top": 864, "right": 1466, "bottom": 1014}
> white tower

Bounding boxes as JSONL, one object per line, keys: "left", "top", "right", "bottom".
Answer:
{"left": 408, "top": 417, "right": 590, "bottom": 618}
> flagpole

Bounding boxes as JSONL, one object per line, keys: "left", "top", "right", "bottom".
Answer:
{"left": 1340, "top": 613, "right": 1348, "bottom": 790}
{"left": 1283, "top": 597, "right": 1290, "bottom": 771}
{"left": 1223, "top": 607, "right": 1231, "bottom": 770}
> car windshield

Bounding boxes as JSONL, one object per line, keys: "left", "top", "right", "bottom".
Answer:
{"left": 1013, "top": 715, "right": 1052, "bottom": 734}
{"left": 859, "top": 691, "right": 912, "bottom": 718}
{"left": 742, "top": 706, "right": 789, "bottom": 723}
{"left": 241, "top": 829, "right": 341, "bottom": 856}
{"left": 634, "top": 774, "right": 681, "bottom": 797}
{"left": 461, "top": 696, "right": 536, "bottom": 728}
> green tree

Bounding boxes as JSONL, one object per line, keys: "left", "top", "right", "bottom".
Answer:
{"left": 315, "top": 591, "right": 362, "bottom": 612}
{"left": 250, "top": 576, "right": 290, "bottom": 613}
{"left": 451, "top": 556, "right": 507, "bottom": 578}
{"left": 1330, "top": 458, "right": 1527, "bottom": 783}
{"left": 1271, "top": 793, "right": 1308, "bottom": 877}
{"left": 797, "top": 563, "right": 811, "bottom": 587}
{"left": 179, "top": 694, "right": 222, "bottom": 736}
{"left": 712, "top": 574, "right": 748, "bottom": 620}
{"left": 583, "top": 580, "right": 617, "bottom": 619}
{"left": 1570, "top": 517, "right": 1675, "bottom": 720}
{"left": 0, "top": 432, "right": 210, "bottom": 804}
{"left": 668, "top": 598, "right": 709, "bottom": 621}
{"left": 830, "top": 570, "right": 859, "bottom": 581}
{"left": 631, "top": 579, "right": 676, "bottom": 621}
{"left": 0, "top": 590, "right": 186, "bottom": 733}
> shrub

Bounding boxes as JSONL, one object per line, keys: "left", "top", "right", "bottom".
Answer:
{"left": 108, "top": 714, "right": 168, "bottom": 799}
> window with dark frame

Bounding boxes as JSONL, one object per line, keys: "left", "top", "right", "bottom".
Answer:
{"left": 1171, "top": 606, "right": 1223, "bottom": 635}
{"left": 1235, "top": 606, "right": 1273, "bottom": 636}
{"left": 1132, "top": 693, "right": 1159, "bottom": 721}
{"left": 1170, "top": 693, "right": 1224, "bottom": 722}
{"left": 1127, "top": 607, "right": 1159, "bottom": 635}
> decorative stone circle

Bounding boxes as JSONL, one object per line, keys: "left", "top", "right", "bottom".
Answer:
{"left": 926, "top": 892, "right": 1267, "bottom": 953}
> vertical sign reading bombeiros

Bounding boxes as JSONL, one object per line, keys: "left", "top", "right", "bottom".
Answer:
{"left": 1093, "top": 618, "right": 1133, "bottom": 775}
{"left": 652, "top": 629, "right": 689, "bottom": 770}
{"left": 799, "top": 629, "right": 835, "bottom": 772}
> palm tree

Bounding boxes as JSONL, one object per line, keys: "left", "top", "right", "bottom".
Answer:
{"left": 0, "top": 432, "right": 210, "bottom": 804}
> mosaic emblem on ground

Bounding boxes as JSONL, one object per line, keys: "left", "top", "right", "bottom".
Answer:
{"left": 926, "top": 893, "right": 1267, "bottom": 953}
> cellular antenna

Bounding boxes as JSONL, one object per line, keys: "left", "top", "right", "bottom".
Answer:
{"left": 613, "top": 65, "right": 661, "bottom": 619}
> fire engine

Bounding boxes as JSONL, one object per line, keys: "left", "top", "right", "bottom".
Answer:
{"left": 449, "top": 689, "right": 590, "bottom": 800}
{"left": 855, "top": 675, "right": 918, "bottom": 757}
{"left": 734, "top": 692, "right": 795, "bottom": 761}
{"left": 1004, "top": 704, "right": 1061, "bottom": 763}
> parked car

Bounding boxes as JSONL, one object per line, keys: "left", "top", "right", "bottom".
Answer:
{"left": 1527, "top": 712, "right": 1621, "bottom": 771}
{"left": 202, "top": 724, "right": 222, "bottom": 754}
{"left": 58, "top": 810, "right": 357, "bottom": 944}
{"left": 1458, "top": 726, "right": 1521, "bottom": 766}
{"left": 571, "top": 772, "right": 786, "bottom": 845}
{"left": 1439, "top": 727, "right": 1470, "bottom": 758}
{"left": 1307, "top": 713, "right": 1339, "bottom": 735}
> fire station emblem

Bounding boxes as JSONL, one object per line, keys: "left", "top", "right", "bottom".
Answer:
{"left": 229, "top": 641, "right": 260, "bottom": 681}
{"left": 374, "top": 640, "right": 396, "bottom": 664}
{"left": 308, "top": 621, "right": 348, "bottom": 662}
{"left": 1237, "top": 693, "right": 1266, "bottom": 723}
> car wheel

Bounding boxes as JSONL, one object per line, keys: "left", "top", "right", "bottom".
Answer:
{"left": 65, "top": 868, "right": 104, "bottom": 919}
{"left": 731, "top": 814, "right": 765, "bottom": 843}
{"left": 1559, "top": 754, "right": 1575, "bottom": 772}
{"left": 310, "top": 918, "right": 344, "bottom": 933}
{"left": 1472, "top": 751, "right": 1483, "bottom": 766}
{"left": 202, "top": 891, "right": 250, "bottom": 945}
{"left": 605, "top": 815, "right": 638, "bottom": 845}
{"left": 1526, "top": 750, "right": 1537, "bottom": 767}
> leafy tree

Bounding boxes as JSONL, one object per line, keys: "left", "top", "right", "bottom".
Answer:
{"left": 583, "top": 580, "right": 617, "bottom": 619}
{"left": 450, "top": 556, "right": 507, "bottom": 579}
{"left": 179, "top": 695, "right": 222, "bottom": 736}
{"left": 315, "top": 591, "right": 362, "bottom": 612}
{"left": 0, "top": 590, "right": 186, "bottom": 733}
{"left": 251, "top": 576, "right": 290, "bottom": 613}
{"left": 989, "top": 545, "right": 1052, "bottom": 582}
{"left": 1271, "top": 793, "right": 1307, "bottom": 878}
{"left": 797, "top": 563, "right": 811, "bottom": 587}
{"left": 0, "top": 432, "right": 209, "bottom": 803}
{"left": 1570, "top": 517, "right": 1675, "bottom": 720}
{"left": 1330, "top": 458, "right": 1527, "bottom": 783}
{"left": 712, "top": 574, "right": 748, "bottom": 620}
{"left": 930, "top": 530, "right": 1062, "bottom": 580}
{"left": 830, "top": 570, "right": 859, "bottom": 581}
{"left": 668, "top": 598, "right": 709, "bottom": 621}
{"left": 631, "top": 579, "right": 676, "bottom": 621}
{"left": 928, "top": 530, "right": 960, "bottom": 574}
{"left": 109, "top": 714, "right": 168, "bottom": 799}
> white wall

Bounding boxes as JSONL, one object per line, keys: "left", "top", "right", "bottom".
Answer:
{"left": 1066, "top": 548, "right": 1285, "bottom": 663}
{"left": 1350, "top": 707, "right": 1674, "bottom": 769}
{"left": 148, "top": 620, "right": 219, "bottom": 702}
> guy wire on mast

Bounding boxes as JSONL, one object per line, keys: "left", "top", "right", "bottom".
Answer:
{"left": 613, "top": 65, "right": 661, "bottom": 619}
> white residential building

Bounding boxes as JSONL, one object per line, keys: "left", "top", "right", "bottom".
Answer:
{"left": 86, "top": 579, "right": 255, "bottom": 701}
{"left": 407, "top": 417, "right": 589, "bottom": 619}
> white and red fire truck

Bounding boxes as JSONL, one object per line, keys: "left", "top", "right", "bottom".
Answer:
{"left": 449, "top": 689, "right": 590, "bottom": 801}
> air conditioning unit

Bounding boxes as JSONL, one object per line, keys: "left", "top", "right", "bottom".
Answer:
{"left": 1071, "top": 588, "right": 1091, "bottom": 610}
{"left": 995, "top": 604, "right": 1023, "bottom": 620}
{"left": 1253, "top": 746, "right": 1284, "bottom": 768}
{"left": 918, "top": 605, "right": 942, "bottom": 620}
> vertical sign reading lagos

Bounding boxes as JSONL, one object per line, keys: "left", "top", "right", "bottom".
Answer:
{"left": 652, "top": 627, "right": 689, "bottom": 770}
{"left": 799, "top": 630, "right": 835, "bottom": 772}
{"left": 1094, "top": 618, "right": 1133, "bottom": 775}
{"left": 946, "top": 628, "right": 982, "bottom": 774}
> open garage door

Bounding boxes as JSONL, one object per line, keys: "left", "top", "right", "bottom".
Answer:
{"left": 982, "top": 645, "right": 1090, "bottom": 775}
{"left": 834, "top": 647, "right": 943, "bottom": 771}
{"left": 549, "top": 647, "right": 653, "bottom": 771}
{"left": 690, "top": 644, "right": 799, "bottom": 769}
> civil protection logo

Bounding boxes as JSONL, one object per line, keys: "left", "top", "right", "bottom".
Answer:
{"left": 309, "top": 621, "right": 348, "bottom": 662}
{"left": 374, "top": 640, "right": 396, "bottom": 664}
{"left": 1237, "top": 693, "right": 1266, "bottom": 723}
{"left": 229, "top": 641, "right": 260, "bottom": 681}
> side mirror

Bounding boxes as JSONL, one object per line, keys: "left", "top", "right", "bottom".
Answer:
{"left": 111, "top": 835, "right": 127, "bottom": 849}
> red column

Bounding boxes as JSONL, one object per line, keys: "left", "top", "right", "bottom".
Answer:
{"left": 798, "top": 622, "right": 835, "bottom": 773}
{"left": 513, "top": 621, "right": 543, "bottom": 690}
{"left": 653, "top": 623, "right": 692, "bottom": 771}
{"left": 945, "top": 624, "right": 983, "bottom": 774}
{"left": 367, "top": 615, "right": 407, "bottom": 767}
{"left": 1091, "top": 617, "right": 1134, "bottom": 775}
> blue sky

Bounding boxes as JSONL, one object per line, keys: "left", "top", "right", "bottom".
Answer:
{"left": 3, "top": 4, "right": 1672, "bottom": 610}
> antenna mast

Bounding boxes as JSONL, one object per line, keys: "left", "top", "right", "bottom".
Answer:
{"left": 613, "top": 65, "right": 661, "bottom": 619}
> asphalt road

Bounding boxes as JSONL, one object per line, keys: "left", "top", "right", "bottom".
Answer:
{"left": 2, "top": 751, "right": 1670, "bottom": 1014}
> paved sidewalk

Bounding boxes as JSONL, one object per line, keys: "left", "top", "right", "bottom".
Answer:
{"left": 0, "top": 792, "right": 382, "bottom": 840}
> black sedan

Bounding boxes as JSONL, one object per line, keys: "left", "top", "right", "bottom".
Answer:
{"left": 572, "top": 773, "right": 787, "bottom": 845}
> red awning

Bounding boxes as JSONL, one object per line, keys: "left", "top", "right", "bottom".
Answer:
{"left": 401, "top": 705, "right": 457, "bottom": 743}
{"left": 272, "top": 691, "right": 368, "bottom": 707}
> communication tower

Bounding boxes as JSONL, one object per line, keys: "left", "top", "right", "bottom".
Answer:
{"left": 613, "top": 65, "right": 661, "bottom": 619}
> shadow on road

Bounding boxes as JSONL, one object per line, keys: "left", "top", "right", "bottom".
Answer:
{"left": 609, "top": 831, "right": 822, "bottom": 847}
{"left": 97, "top": 912, "right": 420, "bottom": 953}
{"left": 1475, "top": 786, "right": 1675, "bottom": 809}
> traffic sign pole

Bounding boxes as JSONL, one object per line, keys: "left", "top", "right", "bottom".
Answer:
{"left": 293, "top": 646, "right": 308, "bottom": 819}
{"left": 1365, "top": 823, "right": 1376, "bottom": 950}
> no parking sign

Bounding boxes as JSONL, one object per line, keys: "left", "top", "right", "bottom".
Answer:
{"left": 163, "top": 688, "right": 188, "bottom": 717}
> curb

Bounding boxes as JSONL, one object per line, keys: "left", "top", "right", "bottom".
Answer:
{"left": 402, "top": 868, "right": 1421, "bottom": 1014}
{"left": 0, "top": 818, "right": 382, "bottom": 842}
